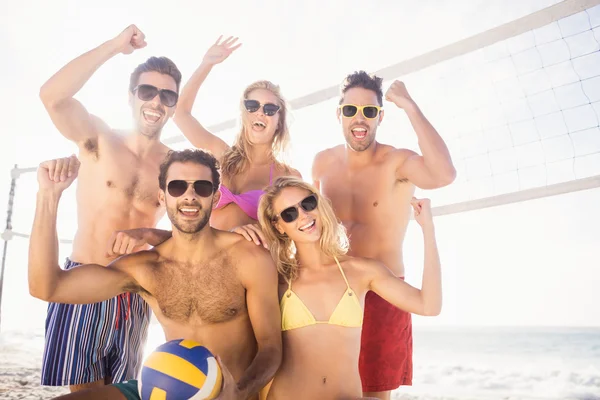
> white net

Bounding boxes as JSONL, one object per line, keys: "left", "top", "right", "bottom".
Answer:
{"left": 162, "top": 2, "right": 600, "bottom": 214}
{"left": 400, "top": 5, "right": 600, "bottom": 208}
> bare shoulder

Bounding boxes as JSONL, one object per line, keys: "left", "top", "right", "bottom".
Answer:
{"left": 238, "top": 242, "right": 277, "bottom": 286}
{"left": 383, "top": 146, "right": 418, "bottom": 166}
{"left": 215, "top": 229, "right": 246, "bottom": 248}
{"left": 314, "top": 146, "right": 343, "bottom": 164}
{"left": 339, "top": 255, "right": 387, "bottom": 278}
{"left": 216, "top": 230, "right": 276, "bottom": 284}
{"left": 215, "top": 230, "right": 271, "bottom": 260}
{"left": 288, "top": 167, "right": 302, "bottom": 179}
{"left": 337, "top": 254, "right": 372, "bottom": 268}
{"left": 152, "top": 142, "right": 172, "bottom": 164}
{"left": 276, "top": 163, "right": 302, "bottom": 179}
{"left": 313, "top": 146, "right": 343, "bottom": 174}
{"left": 234, "top": 236, "right": 274, "bottom": 265}
{"left": 157, "top": 142, "right": 172, "bottom": 156}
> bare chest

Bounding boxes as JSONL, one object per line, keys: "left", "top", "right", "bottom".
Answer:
{"left": 147, "top": 256, "right": 246, "bottom": 324}
{"left": 79, "top": 137, "right": 164, "bottom": 208}
{"left": 319, "top": 165, "right": 409, "bottom": 223}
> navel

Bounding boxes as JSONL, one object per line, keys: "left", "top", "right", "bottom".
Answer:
{"left": 373, "top": 201, "right": 378, "bottom": 207}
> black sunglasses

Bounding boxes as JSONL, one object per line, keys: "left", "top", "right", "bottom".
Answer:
{"left": 276, "top": 194, "right": 318, "bottom": 223}
{"left": 133, "top": 84, "right": 179, "bottom": 107}
{"left": 167, "top": 180, "right": 213, "bottom": 198}
{"left": 244, "top": 99, "right": 280, "bottom": 116}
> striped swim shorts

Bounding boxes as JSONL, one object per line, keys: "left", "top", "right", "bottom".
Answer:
{"left": 41, "top": 258, "right": 151, "bottom": 386}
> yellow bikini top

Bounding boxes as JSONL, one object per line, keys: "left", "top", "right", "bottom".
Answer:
{"left": 280, "top": 257, "right": 363, "bottom": 331}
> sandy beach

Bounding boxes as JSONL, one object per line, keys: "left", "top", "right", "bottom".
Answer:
{"left": 1, "top": 330, "right": 67, "bottom": 399}
{"left": 2, "top": 326, "right": 600, "bottom": 400}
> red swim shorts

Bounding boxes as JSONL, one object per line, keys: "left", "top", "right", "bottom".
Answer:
{"left": 359, "top": 290, "right": 413, "bottom": 392}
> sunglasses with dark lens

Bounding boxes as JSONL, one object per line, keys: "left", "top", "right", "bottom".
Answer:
{"left": 276, "top": 194, "right": 318, "bottom": 223}
{"left": 167, "top": 180, "right": 213, "bottom": 198}
{"left": 244, "top": 99, "right": 280, "bottom": 116}
{"left": 339, "top": 104, "right": 382, "bottom": 119}
{"left": 133, "top": 84, "right": 179, "bottom": 107}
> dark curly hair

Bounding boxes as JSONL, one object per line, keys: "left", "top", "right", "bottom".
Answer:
{"left": 158, "top": 149, "right": 221, "bottom": 192}
{"left": 339, "top": 70, "right": 384, "bottom": 106}
{"left": 129, "top": 56, "right": 182, "bottom": 93}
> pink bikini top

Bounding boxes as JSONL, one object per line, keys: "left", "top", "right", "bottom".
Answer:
{"left": 213, "top": 164, "right": 274, "bottom": 220}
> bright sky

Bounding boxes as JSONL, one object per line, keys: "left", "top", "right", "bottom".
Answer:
{"left": 1, "top": 0, "right": 599, "bottom": 331}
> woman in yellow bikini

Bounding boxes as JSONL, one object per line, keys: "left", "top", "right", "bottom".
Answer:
{"left": 257, "top": 177, "right": 442, "bottom": 400}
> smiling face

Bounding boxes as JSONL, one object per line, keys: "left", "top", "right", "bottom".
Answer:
{"left": 160, "top": 161, "right": 218, "bottom": 235}
{"left": 257, "top": 176, "right": 350, "bottom": 282}
{"left": 129, "top": 71, "right": 178, "bottom": 138}
{"left": 241, "top": 88, "right": 282, "bottom": 147}
{"left": 272, "top": 186, "right": 321, "bottom": 244}
{"left": 338, "top": 87, "right": 384, "bottom": 152}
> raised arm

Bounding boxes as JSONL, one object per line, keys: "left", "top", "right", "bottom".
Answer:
{"left": 220, "top": 245, "right": 282, "bottom": 399}
{"left": 365, "top": 198, "right": 442, "bottom": 316}
{"left": 385, "top": 81, "right": 456, "bottom": 189}
{"left": 28, "top": 156, "right": 138, "bottom": 304}
{"left": 173, "top": 36, "right": 241, "bottom": 158}
{"left": 39, "top": 25, "right": 146, "bottom": 146}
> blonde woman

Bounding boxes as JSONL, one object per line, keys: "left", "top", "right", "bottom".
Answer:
{"left": 257, "top": 177, "right": 442, "bottom": 400}
{"left": 107, "top": 36, "right": 300, "bottom": 254}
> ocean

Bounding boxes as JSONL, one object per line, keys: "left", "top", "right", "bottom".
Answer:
{"left": 1, "top": 325, "right": 599, "bottom": 399}
{"left": 405, "top": 326, "right": 600, "bottom": 400}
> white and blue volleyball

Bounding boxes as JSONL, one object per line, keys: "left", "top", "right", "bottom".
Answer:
{"left": 138, "top": 339, "right": 222, "bottom": 400}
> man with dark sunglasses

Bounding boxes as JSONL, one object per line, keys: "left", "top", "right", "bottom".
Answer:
{"left": 38, "top": 24, "right": 182, "bottom": 392}
{"left": 312, "top": 71, "right": 455, "bottom": 400}
{"left": 29, "top": 150, "right": 282, "bottom": 400}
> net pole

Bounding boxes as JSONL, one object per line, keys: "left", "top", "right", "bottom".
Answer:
{"left": 0, "top": 165, "right": 18, "bottom": 332}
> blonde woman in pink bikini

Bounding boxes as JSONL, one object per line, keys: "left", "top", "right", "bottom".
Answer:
{"left": 106, "top": 36, "right": 301, "bottom": 254}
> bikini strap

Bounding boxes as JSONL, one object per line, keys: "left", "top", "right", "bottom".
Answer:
{"left": 334, "top": 257, "right": 351, "bottom": 290}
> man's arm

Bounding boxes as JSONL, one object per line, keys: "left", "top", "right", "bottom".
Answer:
{"left": 365, "top": 198, "right": 442, "bottom": 316}
{"left": 386, "top": 81, "right": 456, "bottom": 189}
{"left": 28, "top": 156, "right": 138, "bottom": 304}
{"left": 39, "top": 25, "right": 145, "bottom": 145}
{"left": 174, "top": 36, "right": 240, "bottom": 159}
{"left": 233, "top": 245, "right": 282, "bottom": 399}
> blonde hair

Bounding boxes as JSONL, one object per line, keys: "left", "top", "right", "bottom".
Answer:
{"left": 220, "top": 80, "right": 291, "bottom": 182}
{"left": 258, "top": 177, "right": 349, "bottom": 282}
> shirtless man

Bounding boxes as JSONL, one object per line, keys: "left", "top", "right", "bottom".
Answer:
{"left": 312, "top": 71, "right": 455, "bottom": 400}
{"left": 38, "top": 24, "right": 181, "bottom": 391}
{"left": 29, "top": 150, "right": 282, "bottom": 400}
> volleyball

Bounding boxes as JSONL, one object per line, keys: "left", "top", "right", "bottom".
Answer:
{"left": 138, "top": 339, "right": 223, "bottom": 400}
